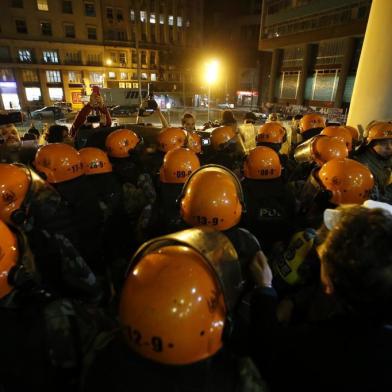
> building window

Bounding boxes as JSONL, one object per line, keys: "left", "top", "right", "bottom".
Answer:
{"left": 151, "top": 73, "right": 157, "bottom": 81}
{"left": 40, "top": 21, "right": 52, "bottom": 36}
{"left": 49, "top": 87, "right": 64, "bottom": 101}
{"left": 84, "top": 2, "right": 96, "bottom": 17}
{"left": 117, "top": 31, "right": 127, "bottom": 41}
{"left": 150, "top": 51, "right": 156, "bottom": 65}
{"left": 159, "top": 14, "right": 164, "bottom": 24}
{"left": 132, "top": 50, "right": 137, "bottom": 64}
{"left": 177, "top": 16, "right": 182, "bottom": 27}
{"left": 37, "top": 0, "right": 48, "bottom": 11}
{"left": 117, "top": 9, "right": 123, "bottom": 21}
{"left": 168, "top": 15, "right": 174, "bottom": 26}
{"left": 90, "top": 72, "right": 103, "bottom": 84}
{"left": 64, "top": 24, "right": 75, "bottom": 38}
{"left": 0, "top": 69, "right": 15, "bottom": 82}
{"left": 140, "top": 10, "right": 147, "bottom": 22}
{"left": 18, "top": 49, "right": 32, "bottom": 63}
{"left": 68, "top": 71, "right": 82, "bottom": 83}
{"left": 22, "top": 70, "right": 39, "bottom": 82}
{"left": 150, "top": 13, "right": 156, "bottom": 23}
{"left": 64, "top": 51, "right": 81, "bottom": 64}
{"left": 87, "top": 26, "right": 97, "bottom": 39}
{"left": 141, "top": 72, "right": 148, "bottom": 80}
{"left": 12, "top": 0, "right": 23, "bottom": 8}
{"left": 87, "top": 53, "right": 101, "bottom": 65}
{"left": 0, "top": 47, "right": 10, "bottom": 62}
{"left": 141, "top": 51, "right": 146, "bottom": 64}
{"left": 130, "top": 9, "right": 135, "bottom": 21}
{"left": 108, "top": 71, "right": 116, "bottom": 79}
{"left": 106, "top": 7, "right": 113, "bottom": 19}
{"left": 119, "top": 52, "right": 126, "bottom": 65}
{"left": 62, "top": 0, "right": 73, "bottom": 13}
{"left": 25, "top": 87, "right": 42, "bottom": 101}
{"left": 46, "top": 70, "right": 61, "bottom": 83}
{"left": 43, "top": 50, "right": 59, "bottom": 64}
{"left": 120, "top": 72, "right": 128, "bottom": 80}
{"left": 15, "top": 19, "right": 27, "bottom": 34}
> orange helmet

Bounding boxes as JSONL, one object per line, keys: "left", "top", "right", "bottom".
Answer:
{"left": 159, "top": 148, "right": 200, "bottom": 184}
{"left": 299, "top": 114, "right": 325, "bottom": 134}
{"left": 210, "top": 126, "right": 236, "bottom": 150}
{"left": 157, "top": 127, "right": 187, "bottom": 152}
{"left": 119, "top": 244, "right": 226, "bottom": 365}
{"left": 318, "top": 158, "right": 374, "bottom": 205}
{"left": 105, "top": 129, "right": 141, "bottom": 158}
{"left": 34, "top": 143, "right": 83, "bottom": 183}
{"left": 366, "top": 122, "right": 392, "bottom": 144}
{"left": 256, "top": 122, "right": 286, "bottom": 144}
{"left": 243, "top": 147, "right": 282, "bottom": 179}
{"left": 312, "top": 136, "right": 348, "bottom": 166}
{"left": 187, "top": 131, "right": 202, "bottom": 154}
{"left": 79, "top": 147, "right": 112, "bottom": 175}
{"left": 321, "top": 126, "right": 353, "bottom": 151}
{"left": 0, "top": 220, "right": 19, "bottom": 299}
{"left": 179, "top": 165, "right": 243, "bottom": 230}
{"left": 0, "top": 164, "right": 30, "bottom": 224}
{"left": 341, "top": 125, "right": 360, "bottom": 143}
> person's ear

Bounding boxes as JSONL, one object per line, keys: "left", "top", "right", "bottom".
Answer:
{"left": 320, "top": 259, "right": 334, "bottom": 295}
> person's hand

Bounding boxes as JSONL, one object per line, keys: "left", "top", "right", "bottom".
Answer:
{"left": 250, "top": 250, "right": 273, "bottom": 288}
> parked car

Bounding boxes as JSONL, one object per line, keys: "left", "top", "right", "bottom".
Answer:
{"left": 31, "top": 106, "right": 65, "bottom": 120}
{"left": 109, "top": 105, "right": 138, "bottom": 117}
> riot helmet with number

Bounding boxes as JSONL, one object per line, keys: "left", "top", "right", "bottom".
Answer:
{"left": 79, "top": 147, "right": 112, "bottom": 175}
{"left": 119, "top": 227, "right": 243, "bottom": 365}
{"left": 256, "top": 122, "right": 286, "bottom": 145}
{"left": 159, "top": 148, "right": 200, "bottom": 184}
{"left": 34, "top": 143, "right": 83, "bottom": 183}
{"left": 243, "top": 146, "right": 282, "bottom": 180}
{"left": 179, "top": 165, "right": 244, "bottom": 230}
{"left": 157, "top": 127, "right": 187, "bottom": 153}
{"left": 299, "top": 114, "right": 325, "bottom": 134}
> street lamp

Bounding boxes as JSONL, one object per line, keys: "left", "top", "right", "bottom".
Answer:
{"left": 205, "top": 60, "right": 219, "bottom": 122}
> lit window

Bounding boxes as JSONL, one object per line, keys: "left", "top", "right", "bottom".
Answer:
{"left": 37, "top": 0, "right": 48, "bottom": 11}
{"left": 48, "top": 87, "right": 64, "bottom": 101}
{"left": 68, "top": 71, "right": 82, "bottom": 83}
{"left": 120, "top": 72, "right": 128, "bottom": 80}
{"left": 177, "top": 16, "right": 182, "bottom": 27}
{"left": 22, "top": 70, "right": 39, "bottom": 82}
{"left": 18, "top": 49, "right": 32, "bottom": 63}
{"left": 126, "top": 82, "right": 132, "bottom": 88}
{"left": 119, "top": 82, "right": 125, "bottom": 88}
{"left": 141, "top": 72, "right": 148, "bottom": 80}
{"left": 90, "top": 72, "right": 103, "bottom": 83}
{"left": 151, "top": 73, "right": 157, "bottom": 81}
{"left": 159, "top": 14, "right": 164, "bottom": 24}
{"left": 25, "top": 87, "right": 41, "bottom": 101}
{"left": 150, "top": 13, "right": 156, "bottom": 23}
{"left": 119, "top": 52, "right": 126, "bottom": 64}
{"left": 130, "top": 9, "right": 135, "bottom": 21}
{"left": 46, "top": 70, "right": 61, "bottom": 83}
{"left": 168, "top": 15, "right": 174, "bottom": 26}
{"left": 43, "top": 50, "right": 59, "bottom": 63}
{"left": 108, "top": 71, "right": 116, "bottom": 79}
{"left": 140, "top": 11, "right": 147, "bottom": 22}
{"left": 133, "top": 82, "right": 139, "bottom": 88}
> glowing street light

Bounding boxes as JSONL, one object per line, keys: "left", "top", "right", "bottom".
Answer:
{"left": 205, "top": 60, "right": 219, "bottom": 122}
{"left": 106, "top": 58, "right": 113, "bottom": 66}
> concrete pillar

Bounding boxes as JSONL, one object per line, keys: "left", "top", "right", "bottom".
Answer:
{"left": 38, "top": 69, "right": 51, "bottom": 106}
{"left": 347, "top": 0, "right": 392, "bottom": 130}
{"left": 267, "top": 48, "right": 282, "bottom": 102}
{"left": 334, "top": 37, "right": 355, "bottom": 108}
{"left": 62, "top": 70, "right": 71, "bottom": 104}
{"left": 14, "top": 68, "right": 28, "bottom": 110}
{"left": 296, "top": 44, "right": 312, "bottom": 106}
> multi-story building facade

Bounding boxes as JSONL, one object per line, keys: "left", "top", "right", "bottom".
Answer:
{"left": 0, "top": 0, "right": 203, "bottom": 110}
{"left": 258, "top": 0, "right": 372, "bottom": 110}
